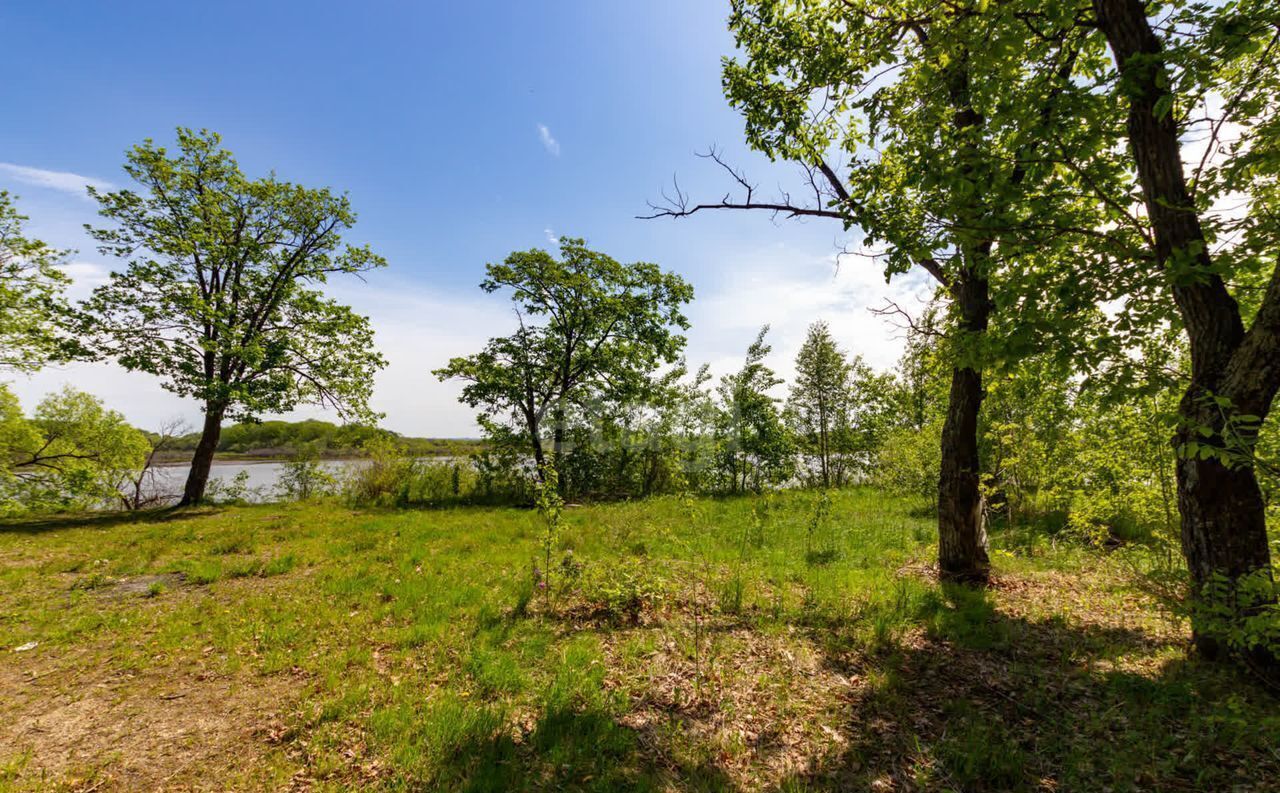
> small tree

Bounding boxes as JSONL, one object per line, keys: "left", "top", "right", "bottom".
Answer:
{"left": 717, "top": 326, "right": 793, "bottom": 493}
{"left": 787, "top": 321, "right": 849, "bottom": 488}
{"left": 435, "top": 237, "right": 693, "bottom": 491}
{"left": 117, "top": 418, "right": 189, "bottom": 510}
{"left": 3, "top": 387, "right": 149, "bottom": 512}
{"left": 83, "top": 129, "right": 386, "bottom": 505}
{"left": 836, "top": 355, "right": 899, "bottom": 483}
{"left": 276, "top": 443, "right": 336, "bottom": 502}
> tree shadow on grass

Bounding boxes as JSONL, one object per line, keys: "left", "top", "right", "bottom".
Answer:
{"left": 0, "top": 506, "right": 220, "bottom": 535}
{"left": 782, "top": 583, "right": 1280, "bottom": 792}
{"left": 422, "top": 698, "right": 736, "bottom": 793}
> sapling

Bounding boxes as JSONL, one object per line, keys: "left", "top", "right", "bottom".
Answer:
{"left": 806, "top": 488, "right": 832, "bottom": 562}
{"left": 534, "top": 461, "right": 564, "bottom": 608}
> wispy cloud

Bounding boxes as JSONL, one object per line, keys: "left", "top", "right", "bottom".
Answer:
{"left": 544, "top": 228, "right": 559, "bottom": 246}
{"left": 686, "top": 244, "right": 932, "bottom": 393}
{"left": 0, "top": 163, "right": 114, "bottom": 198}
{"left": 536, "top": 124, "right": 560, "bottom": 157}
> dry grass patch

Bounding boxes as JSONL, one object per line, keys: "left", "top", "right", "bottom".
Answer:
{"left": 0, "top": 655, "right": 301, "bottom": 791}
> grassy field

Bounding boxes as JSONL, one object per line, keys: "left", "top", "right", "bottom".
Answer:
{"left": 0, "top": 489, "right": 1277, "bottom": 791}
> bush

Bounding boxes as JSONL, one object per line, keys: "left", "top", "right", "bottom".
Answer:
{"left": 402, "top": 460, "right": 477, "bottom": 504}
{"left": 275, "top": 446, "right": 337, "bottom": 501}
{"left": 577, "top": 560, "right": 665, "bottom": 624}
{"left": 341, "top": 439, "right": 525, "bottom": 508}
{"left": 873, "top": 421, "right": 941, "bottom": 512}
{"left": 341, "top": 438, "right": 419, "bottom": 507}
{"left": 204, "top": 470, "right": 267, "bottom": 505}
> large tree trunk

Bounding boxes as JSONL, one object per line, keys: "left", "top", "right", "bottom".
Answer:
{"left": 937, "top": 272, "right": 992, "bottom": 583}
{"left": 179, "top": 404, "right": 225, "bottom": 506}
{"left": 1174, "top": 394, "right": 1275, "bottom": 660}
{"left": 930, "top": 55, "right": 993, "bottom": 584}
{"left": 1094, "top": 0, "right": 1278, "bottom": 666}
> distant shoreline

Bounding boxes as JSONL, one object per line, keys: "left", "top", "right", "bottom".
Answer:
{"left": 152, "top": 449, "right": 476, "bottom": 467}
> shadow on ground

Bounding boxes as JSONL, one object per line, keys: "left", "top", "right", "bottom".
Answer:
{"left": 431, "top": 702, "right": 735, "bottom": 793}
{"left": 440, "top": 581, "right": 1279, "bottom": 792}
{"left": 0, "top": 506, "right": 218, "bottom": 535}
{"left": 775, "top": 583, "right": 1280, "bottom": 792}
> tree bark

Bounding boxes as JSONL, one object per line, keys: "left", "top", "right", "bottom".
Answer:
{"left": 179, "top": 404, "right": 225, "bottom": 506}
{"left": 526, "top": 409, "right": 547, "bottom": 478}
{"left": 934, "top": 55, "right": 993, "bottom": 584}
{"left": 937, "top": 271, "right": 992, "bottom": 583}
{"left": 1094, "top": 0, "right": 1278, "bottom": 666}
{"left": 819, "top": 409, "right": 830, "bottom": 488}
{"left": 552, "top": 403, "right": 567, "bottom": 487}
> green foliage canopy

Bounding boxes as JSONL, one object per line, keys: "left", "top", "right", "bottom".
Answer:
{"left": 436, "top": 237, "right": 693, "bottom": 473}
{"left": 82, "top": 128, "right": 386, "bottom": 423}
{"left": 0, "top": 191, "right": 81, "bottom": 372}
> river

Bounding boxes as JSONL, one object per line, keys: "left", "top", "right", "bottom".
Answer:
{"left": 149, "top": 459, "right": 370, "bottom": 503}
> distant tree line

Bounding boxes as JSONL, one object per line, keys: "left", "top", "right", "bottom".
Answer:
{"left": 159, "top": 419, "right": 481, "bottom": 460}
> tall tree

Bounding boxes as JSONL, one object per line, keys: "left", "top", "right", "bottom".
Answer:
{"left": 787, "top": 321, "right": 850, "bottom": 488}
{"left": 1083, "top": 0, "right": 1280, "bottom": 665}
{"left": 435, "top": 237, "right": 693, "bottom": 488}
{"left": 0, "top": 191, "right": 81, "bottom": 371}
{"left": 83, "top": 129, "right": 386, "bottom": 505}
{"left": 647, "top": 1, "right": 1097, "bottom": 582}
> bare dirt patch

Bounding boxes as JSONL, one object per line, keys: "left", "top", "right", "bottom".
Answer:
{"left": 0, "top": 654, "right": 301, "bottom": 791}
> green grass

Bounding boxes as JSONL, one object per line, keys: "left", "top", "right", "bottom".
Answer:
{"left": 0, "top": 489, "right": 1276, "bottom": 791}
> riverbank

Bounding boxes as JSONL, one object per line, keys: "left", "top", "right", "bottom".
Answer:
{"left": 1, "top": 489, "right": 1276, "bottom": 790}
{"left": 150, "top": 447, "right": 479, "bottom": 466}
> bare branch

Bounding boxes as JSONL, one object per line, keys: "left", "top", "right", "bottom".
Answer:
{"left": 638, "top": 147, "right": 845, "bottom": 222}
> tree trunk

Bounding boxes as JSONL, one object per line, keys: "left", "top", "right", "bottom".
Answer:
{"left": 928, "top": 54, "right": 993, "bottom": 584}
{"left": 819, "top": 412, "right": 830, "bottom": 488}
{"left": 1175, "top": 395, "right": 1275, "bottom": 660}
{"left": 937, "top": 272, "right": 991, "bottom": 583}
{"left": 1094, "top": 0, "right": 1278, "bottom": 666}
{"left": 526, "top": 411, "right": 547, "bottom": 479}
{"left": 179, "top": 405, "right": 225, "bottom": 506}
{"left": 551, "top": 403, "right": 568, "bottom": 494}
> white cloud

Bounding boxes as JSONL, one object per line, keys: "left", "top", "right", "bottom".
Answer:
{"left": 544, "top": 228, "right": 559, "bottom": 246}
{"left": 0, "top": 163, "right": 114, "bottom": 198}
{"left": 684, "top": 244, "right": 933, "bottom": 393}
{"left": 9, "top": 363, "right": 194, "bottom": 432}
{"left": 328, "top": 275, "right": 518, "bottom": 436}
{"left": 536, "top": 123, "right": 560, "bottom": 157}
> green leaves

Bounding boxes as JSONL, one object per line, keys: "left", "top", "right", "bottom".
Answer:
{"left": 0, "top": 385, "right": 149, "bottom": 514}
{"left": 81, "top": 128, "right": 386, "bottom": 423}
{"left": 716, "top": 325, "right": 794, "bottom": 492}
{"left": 0, "top": 192, "right": 85, "bottom": 372}
{"left": 436, "top": 237, "right": 693, "bottom": 477}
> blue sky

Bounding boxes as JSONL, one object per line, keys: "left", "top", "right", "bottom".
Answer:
{"left": 1, "top": 1, "right": 927, "bottom": 435}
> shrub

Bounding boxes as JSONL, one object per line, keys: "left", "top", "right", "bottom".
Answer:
{"left": 276, "top": 445, "right": 337, "bottom": 501}
{"left": 341, "top": 438, "right": 418, "bottom": 507}
{"left": 874, "top": 421, "right": 941, "bottom": 512}
{"left": 577, "top": 561, "right": 664, "bottom": 624}
{"left": 402, "top": 460, "right": 478, "bottom": 504}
